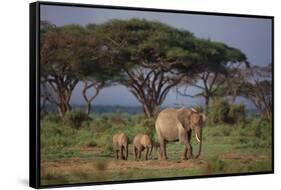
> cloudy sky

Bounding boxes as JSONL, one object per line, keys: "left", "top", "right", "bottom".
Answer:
{"left": 41, "top": 5, "right": 272, "bottom": 107}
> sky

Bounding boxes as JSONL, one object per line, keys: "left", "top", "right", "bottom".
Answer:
{"left": 40, "top": 5, "right": 272, "bottom": 107}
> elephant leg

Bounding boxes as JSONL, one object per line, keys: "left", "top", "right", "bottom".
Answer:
{"left": 134, "top": 146, "right": 137, "bottom": 161}
{"left": 145, "top": 147, "right": 149, "bottom": 160}
{"left": 123, "top": 146, "right": 128, "bottom": 160}
{"left": 158, "top": 138, "right": 167, "bottom": 160}
{"left": 121, "top": 146, "right": 125, "bottom": 160}
{"left": 157, "top": 131, "right": 166, "bottom": 160}
{"left": 163, "top": 140, "right": 168, "bottom": 160}
{"left": 115, "top": 150, "right": 119, "bottom": 160}
{"left": 183, "top": 141, "right": 193, "bottom": 159}
{"left": 187, "top": 131, "right": 194, "bottom": 158}
{"left": 138, "top": 149, "right": 142, "bottom": 160}
{"left": 181, "top": 147, "right": 188, "bottom": 160}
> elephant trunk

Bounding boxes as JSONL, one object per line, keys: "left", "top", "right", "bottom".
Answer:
{"left": 195, "top": 128, "right": 202, "bottom": 158}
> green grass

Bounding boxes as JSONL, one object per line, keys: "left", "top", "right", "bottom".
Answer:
{"left": 40, "top": 114, "right": 272, "bottom": 186}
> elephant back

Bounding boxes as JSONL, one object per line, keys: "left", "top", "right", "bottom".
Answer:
{"left": 155, "top": 108, "right": 181, "bottom": 141}
{"left": 119, "top": 133, "right": 128, "bottom": 145}
{"left": 156, "top": 108, "right": 179, "bottom": 129}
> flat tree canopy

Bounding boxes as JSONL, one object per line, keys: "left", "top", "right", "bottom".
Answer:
{"left": 92, "top": 19, "right": 248, "bottom": 117}
{"left": 175, "top": 38, "right": 249, "bottom": 107}
{"left": 40, "top": 19, "right": 249, "bottom": 118}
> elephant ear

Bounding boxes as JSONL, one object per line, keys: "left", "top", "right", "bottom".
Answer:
{"left": 177, "top": 108, "right": 191, "bottom": 130}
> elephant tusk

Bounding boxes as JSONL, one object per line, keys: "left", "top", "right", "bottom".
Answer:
{"left": 195, "top": 132, "right": 201, "bottom": 143}
{"left": 191, "top": 108, "right": 198, "bottom": 112}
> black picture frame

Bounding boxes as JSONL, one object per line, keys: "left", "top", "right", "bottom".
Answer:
{"left": 30, "top": 1, "right": 274, "bottom": 189}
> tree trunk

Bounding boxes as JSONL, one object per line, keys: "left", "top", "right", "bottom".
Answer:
{"left": 44, "top": 77, "right": 78, "bottom": 117}
{"left": 58, "top": 103, "right": 67, "bottom": 117}
{"left": 143, "top": 104, "right": 152, "bottom": 118}
{"left": 82, "top": 81, "right": 101, "bottom": 116}
{"left": 85, "top": 102, "right": 91, "bottom": 115}
{"left": 205, "top": 96, "right": 210, "bottom": 107}
{"left": 204, "top": 95, "right": 210, "bottom": 114}
{"left": 142, "top": 102, "right": 161, "bottom": 118}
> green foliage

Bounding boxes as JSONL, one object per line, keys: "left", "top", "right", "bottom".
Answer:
{"left": 235, "top": 118, "right": 272, "bottom": 140}
{"left": 228, "top": 103, "right": 246, "bottom": 124}
{"left": 42, "top": 112, "right": 62, "bottom": 123}
{"left": 63, "top": 109, "right": 90, "bottom": 129}
{"left": 41, "top": 114, "right": 156, "bottom": 154}
{"left": 249, "top": 118, "right": 272, "bottom": 139}
{"left": 203, "top": 117, "right": 272, "bottom": 149}
{"left": 207, "top": 98, "right": 246, "bottom": 125}
{"left": 235, "top": 118, "right": 272, "bottom": 149}
{"left": 41, "top": 19, "right": 249, "bottom": 119}
{"left": 41, "top": 123, "right": 77, "bottom": 159}
{"left": 207, "top": 99, "right": 230, "bottom": 125}
{"left": 211, "top": 125, "right": 232, "bottom": 137}
{"left": 237, "top": 64, "right": 272, "bottom": 121}
{"left": 85, "top": 140, "right": 97, "bottom": 148}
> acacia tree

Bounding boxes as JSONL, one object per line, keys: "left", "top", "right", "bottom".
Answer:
{"left": 94, "top": 19, "right": 205, "bottom": 117}
{"left": 238, "top": 64, "right": 272, "bottom": 120}
{"left": 41, "top": 25, "right": 92, "bottom": 117}
{"left": 176, "top": 39, "right": 249, "bottom": 107}
{"left": 215, "top": 63, "right": 272, "bottom": 120}
{"left": 75, "top": 46, "right": 121, "bottom": 115}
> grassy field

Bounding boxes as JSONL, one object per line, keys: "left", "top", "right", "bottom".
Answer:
{"left": 40, "top": 113, "right": 272, "bottom": 186}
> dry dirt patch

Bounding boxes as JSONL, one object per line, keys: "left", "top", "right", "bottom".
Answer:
{"left": 41, "top": 159, "right": 206, "bottom": 174}
{"left": 220, "top": 153, "right": 268, "bottom": 163}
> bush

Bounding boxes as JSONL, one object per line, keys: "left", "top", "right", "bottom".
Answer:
{"left": 43, "top": 112, "right": 62, "bottom": 123}
{"left": 63, "top": 109, "right": 90, "bottom": 129}
{"left": 207, "top": 98, "right": 246, "bottom": 125}
{"left": 248, "top": 118, "right": 272, "bottom": 139}
{"left": 109, "top": 114, "right": 124, "bottom": 124}
{"left": 228, "top": 104, "right": 245, "bottom": 124}
{"left": 86, "top": 140, "right": 97, "bottom": 147}
{"left": 234, "top": 118, "right": 272, "bottom": 148}
{"left": 207, "top": 99, "right": 230, "bottom": 125}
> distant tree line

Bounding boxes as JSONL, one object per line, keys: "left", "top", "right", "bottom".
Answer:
{"left": 40, "top": 19, "right": 272, "bottom": 120}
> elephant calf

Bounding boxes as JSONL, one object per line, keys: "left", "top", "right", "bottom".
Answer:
{"left": 133, "top": 134, "right": 153, "bottom": 160}
{"left": 112, "top": 132, "right": 129, "bottom": 160}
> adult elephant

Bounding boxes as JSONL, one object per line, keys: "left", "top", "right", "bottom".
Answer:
{"left": 155, "top": 107, "right": 206, "bottom": 160}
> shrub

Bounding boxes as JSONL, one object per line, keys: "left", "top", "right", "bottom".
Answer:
{"left": 139, "top": 118, "right": 155, "bottom": 131}
{"left": 207, "top": 99, "right": 230, "bottom": 125}
{"left": 43, "top": 112, "right": 62, "bottom": 123}
{"left": 86, "top": 140, "right": 97, "bottom": 147}
{"left": 207, "top": 98, "right": 246, "bottom": 125}
{"left": 249, "top": 118, "right": 272, "bottom": 139}
{"left": 63, "top": 109, "right": 90, "bottom": 129}
{"left": 228, "top": 104, "right": 245, "bottom": 124}
{"left": 96, "top": 133, "right": 112, "bottom": 147}
{"left": 109, "top": 114, "right": 124, "bottom": 124}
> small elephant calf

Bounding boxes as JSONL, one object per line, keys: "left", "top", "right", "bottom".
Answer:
{"left": 112, "top": 132, "right": 129, "bottom": 160}
{"left": 133, "top": 134, "right": 153, "bottom": 160}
